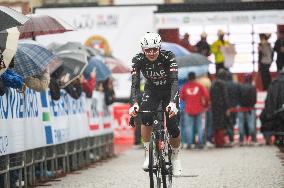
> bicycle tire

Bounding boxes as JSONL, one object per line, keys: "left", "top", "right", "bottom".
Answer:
{"left": 149, "top": 135, "right": 157, "bottom": 188}
{"left": 161, "top": 137, "right": 173, "bottom": 188}
{"left": 149, "top": 134, "right": 163, "bottom": 188}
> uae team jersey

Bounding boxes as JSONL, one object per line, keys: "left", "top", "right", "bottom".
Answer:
{"left": 130, "top": 50, "right": 178, "bottom": 104}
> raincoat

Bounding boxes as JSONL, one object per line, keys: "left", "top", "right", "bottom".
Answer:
{"left": 1, "top": 69, "right": 23, "bottom": 89}
{"left": 211, "top": 39, "right": 229, "bottom": 64}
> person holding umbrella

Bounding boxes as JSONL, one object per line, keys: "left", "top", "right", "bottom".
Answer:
{"left": 24, "top": 68, "right": 50, "bottom": 92}
{"left": 0, "top": 58, "right": 25, "bottom": 94}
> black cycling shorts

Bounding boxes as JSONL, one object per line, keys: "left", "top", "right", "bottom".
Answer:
{"left": 140, "top": 89, "right": 180, "bottom": 138}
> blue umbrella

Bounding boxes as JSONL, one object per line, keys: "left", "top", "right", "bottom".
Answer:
{"left": 84, "top": 57, "right": 111, "bottom": 81}
{"left": 161, "top": 42, "right": 190, "bottom": 57}
{"left": 176, "top": 53, "right": 211, "bottom": 68}
{"left": 14, "top": 41, "right": 56, "bottom": 78}
{"left": 178, "top": 64, "right": 209, "bottom": 80}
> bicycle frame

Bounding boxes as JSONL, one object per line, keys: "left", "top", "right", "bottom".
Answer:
{"left": 146, "top": 110, "right": 173, "bottom": 188}
{"left": 129, "top": 109, "right": 173, "bottom": 188}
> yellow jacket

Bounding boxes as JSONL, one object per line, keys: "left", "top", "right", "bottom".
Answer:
{"left": 211, "top": 39, "right": 229, "bottom": 64}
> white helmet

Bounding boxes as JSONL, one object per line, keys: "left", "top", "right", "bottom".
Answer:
{"left": 140, "top": 32, "right": 162, "bottom": 49}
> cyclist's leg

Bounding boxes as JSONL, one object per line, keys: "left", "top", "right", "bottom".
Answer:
{"left": 140, "top": 89, "right": 160, "bottom": 170}
{"left": 140, "top": 89, "right": 160, "bottom": 142}
{"left": 162, "top": 91, "right": 182, "bottom": 176}
{"left": 161, "top": 92, "right": 181, "bottom": 148}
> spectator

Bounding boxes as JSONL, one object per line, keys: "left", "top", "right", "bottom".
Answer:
{"left": 24, "top": 68, "right": 50, "bottom": 92}
{"left": 103, "top": 78, "right": 115, "bottom": 105}
{"left": 211, "top": 30, "right": 230, "bottom": 73}
{"left": 64, "top": 78, "right": 82, "bottom": 99}
{"left": 0, "top": 58, "right": 25, "bottom": 93}
{"left": 82, "top": 72, "right": 96, "bottom": 98}
{"left": 238, "top": 74, "right": 257, "bottom": 146}
{"left": 273, "top": 31, "right": 284, "bottom": 72}
{"left": 49, "top": 77, "right": 61, "bottom": 101}
{"left": 1, "top": 69, "right": 25, "bottom": 92}
{"left": 196, "top": 73, "right": 213, "bottom": 146}
{"left": 49, "top": 66, "right": 64, "bottom": 101}
{"left": 260, "top": 68, "right": 284, "bottom": 145}
{"left": 258, "top": 33, "right": 273, "bottom": 90}
{"left": 180, "top": 72, "right": 209, "bottom": 149}
{"left": 210, "top": 69, "right": 230, "bottom": 147}
{"left": 179, "top": 33, "right": 196, "bottom": 53}
{"left": 225, "top": 70, "right": 240, "bottom": 146}
{"left": 196, "top": 32, "right": 211, "bottom": 57}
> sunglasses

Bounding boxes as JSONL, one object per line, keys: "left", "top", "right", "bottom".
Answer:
{"left": 144, "top": 48, "right": 159, "bottom": 54}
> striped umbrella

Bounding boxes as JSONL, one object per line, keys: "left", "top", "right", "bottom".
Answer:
{"left": 0, "top": 6, "right": 29, "bottom": 31}
{"left": 0, "top": 27, "right": 20, "bottom": 75}
{"left": 14, "top": 41, "right": 56, "bottom": 78}
{"left": 19, "top": 14, "right": 75, "bottom": 39}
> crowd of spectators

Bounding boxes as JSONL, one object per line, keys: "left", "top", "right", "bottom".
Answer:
{"left": 0, "top": 54, "right": 115, "bottom": 106}
{"left": 178, "top": 29, "right": 284, "bottom": 149}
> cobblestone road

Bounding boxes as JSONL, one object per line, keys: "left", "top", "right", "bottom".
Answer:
{"left": 39, "top": 146, "right": 284, "bottom": 188}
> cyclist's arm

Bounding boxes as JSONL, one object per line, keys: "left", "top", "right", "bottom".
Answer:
{"left": 130, "top": 56, "right": 141, "bottom": 105}
{"left": 168, "top": 52, "right": 179, "bottom": 102}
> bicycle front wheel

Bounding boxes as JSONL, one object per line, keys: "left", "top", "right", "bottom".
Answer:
{"left": 149, "top": 135, "right": 162, "bottom": 188}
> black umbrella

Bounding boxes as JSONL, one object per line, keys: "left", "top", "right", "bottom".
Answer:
{"left": 0, "top": 6, "right": 29, "bottom": 31}
{"left": 176, "top": 53, "right": 211, "bottom": 67}
{"left": 54, "top": 50, "right": 88, "bottom": 88}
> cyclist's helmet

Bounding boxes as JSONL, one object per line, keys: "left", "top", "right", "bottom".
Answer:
{"left": 140, "top": 32, "right": 162, "bottom": 49}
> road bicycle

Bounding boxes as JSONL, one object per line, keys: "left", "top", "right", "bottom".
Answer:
{"left": 129, "top": 109, "right": 173, "bottom": 188}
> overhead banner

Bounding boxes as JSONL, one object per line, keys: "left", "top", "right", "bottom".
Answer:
{"left": 35, "top": 6, "right": 157, "bottom": 67}
{"left": 155, "top": 10, "right": 284, "bottom": 29}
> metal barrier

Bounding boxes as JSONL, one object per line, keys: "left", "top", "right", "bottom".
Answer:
{"left": 0, "top": 133, "right": 114, "bottom": 188}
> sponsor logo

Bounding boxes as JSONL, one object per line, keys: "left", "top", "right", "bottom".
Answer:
{"left": 48, "top": 91, "right": 85, "bottom": 117}
{"left": 0, "top": 89, "right": 39, "bottom": 119}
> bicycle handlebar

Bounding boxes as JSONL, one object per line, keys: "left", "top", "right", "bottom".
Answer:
{"left": 128, "top": 109, "right": 170, "bottom": 127}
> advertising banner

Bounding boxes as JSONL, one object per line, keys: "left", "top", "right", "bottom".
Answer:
{"left": 155, "top": 10, "right": 284, "bottom": 29}
{"left": 35, "top": 6, "right": 157, "bottom": 67}
{"left": 88, "top": 91, "right": 113, "bottom": 137}
{"left": 0, "top": 88, "right": 114, "bottom": 156}
{"left": 0, "top": 88, "right": 45, "bottom": 155}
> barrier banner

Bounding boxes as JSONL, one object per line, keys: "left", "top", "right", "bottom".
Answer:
{"left": 112, "top": 103, "right": 134, "bottom": 144}
{"left": 0, "top": 88, "right": 44, "bottom": 155}
{"left": 88, "top": 91, "right": 113, "bottom": 136}
{"left": 0, "top": 88, "right": 114, "bottom": 156}
{"left": 44, "top": 90, "right": 89, "bottom": 144}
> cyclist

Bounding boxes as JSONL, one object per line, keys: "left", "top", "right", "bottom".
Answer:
{"left": 129, "top": 32, "right": 182, "bottom": 176}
